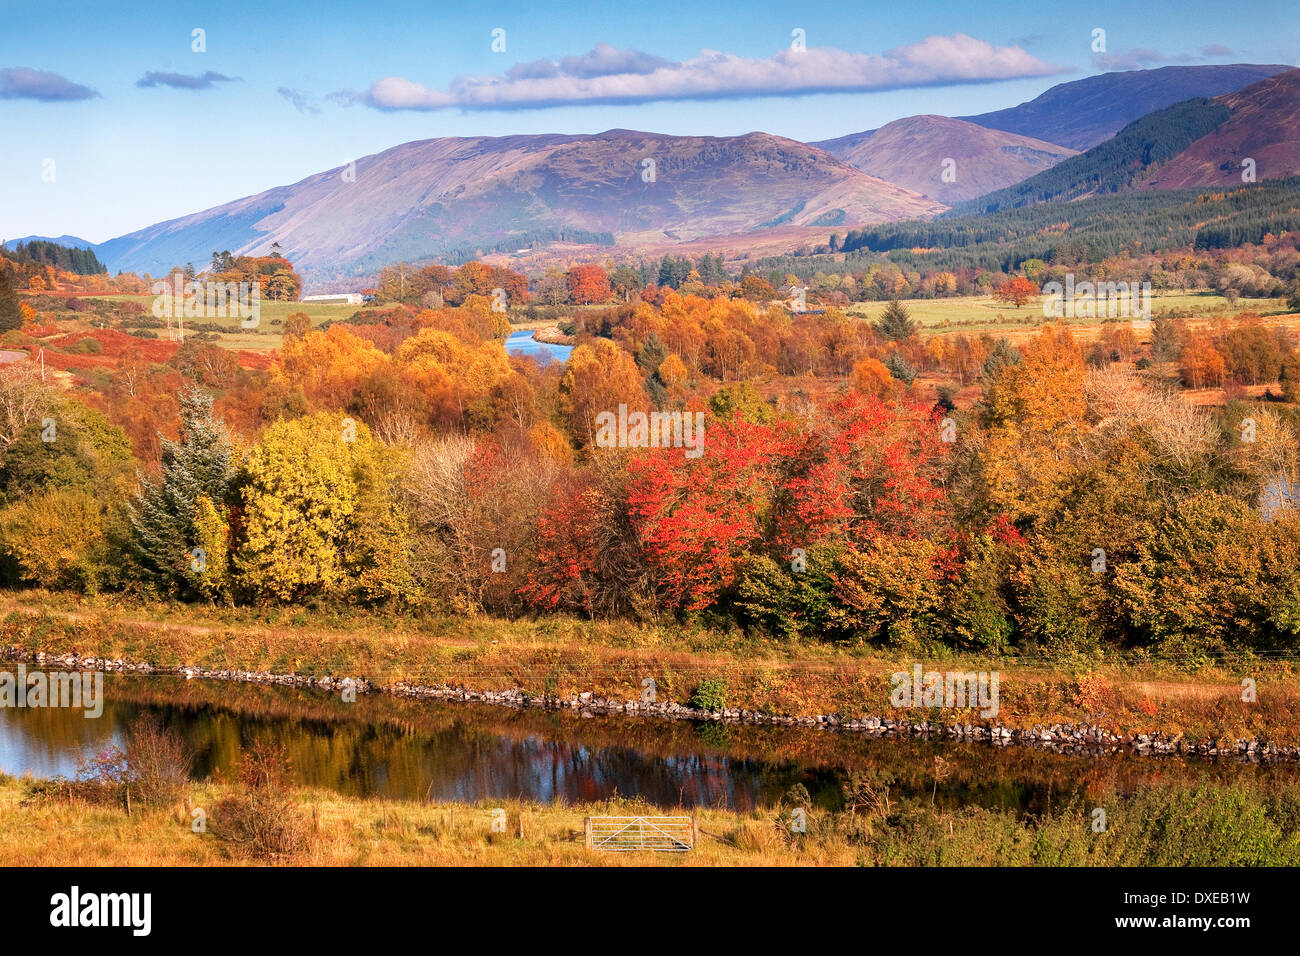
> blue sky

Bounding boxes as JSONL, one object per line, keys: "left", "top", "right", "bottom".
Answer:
{"left": 1, "top": 0, "right": 1296, "bottom": 243}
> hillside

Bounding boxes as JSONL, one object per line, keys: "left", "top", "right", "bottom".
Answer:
{"left": 838, "top": 176, "right": 1300, "bottom": 266}
{"left": 94, "top": 130, "right": 941, "bottom": 283}
{"left": 952, "top": 68, "right": 1300, "bottom": 215}
{"left": 950, "top": 97, "right": 1234, "bottom": 214}
{"left": 1140, "top": 68, "right": 1300, "bottom": 188}
{"left": 961, "top": 63, "right": 1292, "bottom": 149}
{"left": 812, "top": 115, "right": 1076, "bottom": 203}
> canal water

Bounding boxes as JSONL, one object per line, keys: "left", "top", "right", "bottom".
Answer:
{"left": 0, "top": 675, "right": 1291, "bottom": 813}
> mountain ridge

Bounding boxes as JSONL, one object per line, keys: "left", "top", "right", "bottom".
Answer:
{"left": 812, "top": 115, "right": 1078, "bottom": 203}
{"left": 95, "top": 129, "right": 942, "bottom": 282}
{"left": 950, "top": 68, "right": 1300, "bottom": 215}
{"left": 959, "top": 63, "right": 1293, "bottom": 149}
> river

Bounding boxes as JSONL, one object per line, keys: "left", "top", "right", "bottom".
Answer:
{"left": 504, "top": 329, "right": 572, "bottom": 364}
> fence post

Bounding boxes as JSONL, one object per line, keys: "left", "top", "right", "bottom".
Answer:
{"left": 584, "top": 816, "right": 593, "bottom": 850}
{"left": 692, "top": 816, "right": 699, "bottom": 849}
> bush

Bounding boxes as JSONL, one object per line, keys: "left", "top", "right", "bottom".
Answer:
{"left": 0, "top": 489, "right": 111, "bottom": 592}
{"left": 691, "top": 677, "right": 728, "bottom": 712}
{"left": 125, "top": 715, "right": 192, "bottom": 807}
{"left": 72, "top": 715, "right": 191, "bottom": 808}
{"left": 213, "top": 742, "right": 312, "bottom": 860}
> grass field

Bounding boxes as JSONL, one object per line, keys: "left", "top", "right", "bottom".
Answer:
{"left": 4, "top": 773, "right": 1297, "bottom": 866}
{"left": 88, "top": 295, "right": 362, "bottom": 351}
{"left": 847, "top": 291, "right": 1286, "bottom": 334}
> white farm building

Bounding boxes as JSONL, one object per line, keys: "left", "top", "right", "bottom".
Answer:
{"left": 301, "top": 293, "right": 365, "bottom": 305}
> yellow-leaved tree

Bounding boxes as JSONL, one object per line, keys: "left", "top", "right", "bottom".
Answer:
{"left": 234, "top": 411, "right": 415, "bottom": 604}
{"left": 983, "top": 324, "right": 1088, "bottom": 523}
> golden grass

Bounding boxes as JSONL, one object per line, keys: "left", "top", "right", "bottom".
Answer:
{"left": 0, "top": 777, "right": 850, "bottom": 867}
{"left": 846, "top": 291, "right": 1285, "bottom": 334}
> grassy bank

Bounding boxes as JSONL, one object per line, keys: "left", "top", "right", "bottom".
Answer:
{"left": 2, "top": 590, "right": 1297, "bottom": 748}
{"left": 3, "top": 773, "right": 1297, "bottom": 867}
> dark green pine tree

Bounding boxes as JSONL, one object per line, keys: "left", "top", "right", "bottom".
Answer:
{"left": 128, "top": 386, "right": 235, "bottom": 592}
{"left": 873, "top": 299, "right": 917, "bottom": 341}
{"left": 0, "top": 270, "right": 23, "bottom": 332}
{"left": 882, "top": 351, "right": 917, "bottom": 384}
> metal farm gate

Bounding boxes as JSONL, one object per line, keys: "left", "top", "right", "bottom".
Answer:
{"left": 584, "top": 816, "right": 697, "bottom": 851}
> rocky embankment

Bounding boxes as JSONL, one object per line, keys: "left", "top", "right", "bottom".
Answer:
{"left": 7, "top": 647, "right": 1295, "bottom": 761}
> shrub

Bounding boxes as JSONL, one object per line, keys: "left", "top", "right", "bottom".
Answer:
{"left": 691, "top": 677, "right": 728, "bottom": 712}
{"left": 0, "top": 488, "right": 110, "bottom": 591}
{"left": 72, "top": 715, "right": 191, "bottom": 808}
{"left": 125, "top": 715, "right": 192, "bottom": 807}
{"left": 213, "top": 742, "right": 311, "bottom": 860}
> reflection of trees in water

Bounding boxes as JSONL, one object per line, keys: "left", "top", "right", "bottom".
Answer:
{"left": 5, "top": 674, "right": 1296, "bottom": 812}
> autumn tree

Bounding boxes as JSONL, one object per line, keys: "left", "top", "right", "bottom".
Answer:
{"left": 534, "top": 270, "right": 569, "bottom": 306}
{"left": 283, "top": 311, "right": 312, "bottom": 339}
{"left": 520, "top": 463, "right": 650, "bottom": 617}
{"left": 234, "top": 412, "right": 413, "bottom": 603}
{"left": 849, "top": 357, "right": 895, "bottom": 399}
{"left": 566, "top": 265, "right": 612, "bottom": 305}
{"left": 628, "top": 416, "right": 799, "bottom": 612}
{"left": 993, "top": 276, "right": 1039, "bottom": 308}
{"left": 559, "top": 339, "right": 647, "bottom": 445}
{"left": 1114, "top": 493, "right": 1300, "bottom": 654}
{"left": 0, "top": 398, "right": 135, "bottom": 591}
{"left": 1179, "top": 334, "right": 1227, "bottom": 388}
{"left": 277, "top": 325, "right": 387, "bottom": 412}
{"left": 982, "top": 324, "right": 1087, "bottom": 523}
{"left": 738, "top": 273, "right": 776, "bottom": 302}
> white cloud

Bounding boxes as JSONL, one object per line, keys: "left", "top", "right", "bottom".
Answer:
{"left": 345, "top": 36, "right": 1065, "bottom": 112}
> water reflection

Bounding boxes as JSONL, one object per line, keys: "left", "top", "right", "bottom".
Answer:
{"left": 0, "top": 675, "right": 1292, "bottom": 812}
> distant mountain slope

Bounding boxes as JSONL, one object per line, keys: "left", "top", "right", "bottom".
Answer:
{"left": 811, "top": 115, "right": 1077, "bottom": 203}
{"left": 960, "top": 64, "right": 1292, "bottom": 149}
{"left": 1139, "top": 69, "right": 1300, "bottom": 188}
{"left": 952, "top": 68, "right": 1300, "bottom": 215}
{"left": 94, "top": 130, "right": 942, "bottom": 281}
{"left": 2, "top": 235, "right": 96, "bottom": 250}
{"left": 951, "top": 97, "right": 1234, "bottom": 214}
{"left": 839, "top": 176, "right": 1300, "bottom": 262}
